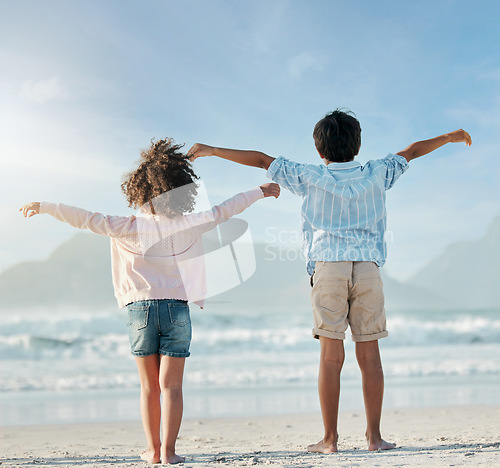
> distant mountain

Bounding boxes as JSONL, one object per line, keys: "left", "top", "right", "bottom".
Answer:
{"left": 407, "top": 215, "right": 500, "bottom": 309}
{"left": 0, "top": 234, "right": 313, "bottom": 311}
{"left": 204, "top": 244, "right": 450, "bottom": 312}
{"left": 203, "top": 242, "right": 311, "bottom": 311}
{"left": 0, "top": 233, "right": 446, "bottom": 312}
{"left": 381, "top": 272, "right": 450, "bottom": 311}
{"left": 0, "top": 233, "right": 115, "bottom": 308}
{"left": 2, "top": 216, "right": 498, "bottom": 311}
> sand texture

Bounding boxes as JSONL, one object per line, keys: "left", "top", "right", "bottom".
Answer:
{"left": 1, "top": 406, "right": 499, "bottom": 467}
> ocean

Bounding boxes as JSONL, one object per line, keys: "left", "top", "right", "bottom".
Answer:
{"left": 1, "top": 304, "right": 499, "bottom": 426}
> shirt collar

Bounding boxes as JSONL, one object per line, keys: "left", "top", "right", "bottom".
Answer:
{"left": 326, "top": 160, "right": 361, "bottom": 170}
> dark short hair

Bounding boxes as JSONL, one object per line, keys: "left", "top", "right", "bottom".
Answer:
{"left": 313, "top": 109, "right": 361, "bottom": 163}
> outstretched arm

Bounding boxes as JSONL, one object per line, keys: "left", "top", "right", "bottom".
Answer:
{"left": 397, "top": 129, "right": 472, "bottom": 162}
{"left": 180, "top": 183, "right": 280, "bottom": 237}
{"left": 188, "top": 143, "right": 275, "bottom": 170}
{"left": 20, "top": 202, "right": 135, "bottom": 237}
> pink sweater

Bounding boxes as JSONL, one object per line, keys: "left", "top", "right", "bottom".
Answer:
{"left": 40, "top": 187, "right": 265, "bottom": 308}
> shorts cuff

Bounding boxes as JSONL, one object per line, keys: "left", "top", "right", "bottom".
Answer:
{"left": 160, "top": 351, "right": 190, "bottom": 358}
{"left": 312, "top": 328, "right": 345, "bottom": 341}
{"left": 351, "top": 330, "right": 389, "bottom": 342}
{"left": 130, "top": 351, "right": 158, "bottom": 357}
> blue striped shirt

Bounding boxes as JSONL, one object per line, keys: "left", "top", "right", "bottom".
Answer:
{"left": 267, "top": 153, "right": 409, "bottom": 275}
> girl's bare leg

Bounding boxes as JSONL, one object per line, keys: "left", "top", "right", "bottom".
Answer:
{"left": 159, "top": 355, "right": 186, "bottom": 464}
{"left": 134, "top": 354, "right": 161, "bottom": 464}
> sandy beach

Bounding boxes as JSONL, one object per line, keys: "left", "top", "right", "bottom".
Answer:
{"left": 1, "top": 405, "right": 499, "bottom": 467}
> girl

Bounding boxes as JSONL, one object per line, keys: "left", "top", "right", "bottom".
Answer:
{"left": 20, "top": 138, "right": 280, "bottom": 464}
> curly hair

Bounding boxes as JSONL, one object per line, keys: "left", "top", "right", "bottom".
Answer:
{"left": 121, "top": 138, "right": 199, "bottom": 216}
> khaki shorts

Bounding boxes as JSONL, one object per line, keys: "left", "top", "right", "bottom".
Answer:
{"left": 310, "top": 261, "right": 388, "bottom": 342}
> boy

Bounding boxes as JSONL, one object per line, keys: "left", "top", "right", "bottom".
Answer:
{"left": 188, "top": 110, "right": 471, "bottom": 452}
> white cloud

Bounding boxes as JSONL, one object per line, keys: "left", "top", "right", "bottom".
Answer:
{"left": 287, "top": 52, "right": 323, "bottom": 79}
{"left": 19, "top": 77, "right": 68, "bottom": 104}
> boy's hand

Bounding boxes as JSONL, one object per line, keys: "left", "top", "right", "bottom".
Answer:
{"left": 447, "top": 129, "right": 472, "bottom": 146}
{"left": 20, "top": 202, "right": 41, "bottom": 218}
{"left": 260, "top": 183, "right": 280, "bottom": 199}
{"left": 188, "top": 143, "right": 214, "bottom": 161}
{"left": 398, "top": 129, "right": 472, "bottom": 162}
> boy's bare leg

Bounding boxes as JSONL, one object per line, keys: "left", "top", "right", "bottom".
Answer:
{"left": 308, "top": 337, "right": 344, "bottom": 453}
{"left": 355, "top": 340, "right": 395, "bottom": 451}
{"left": 134, "top": 354, "right": 161, "bottom": 464}
{"left": 159, "top": 355, "right": 186, "bottom": 464}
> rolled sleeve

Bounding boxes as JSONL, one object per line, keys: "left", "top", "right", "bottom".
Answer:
{"left": 381, "top": 153, "right": 409, "bottom": 190}
{"left": 267, "top": 156, "right": 309, "bottom": 196}
{"left": 266, "top": 156, "right": 283, "bottom": 181}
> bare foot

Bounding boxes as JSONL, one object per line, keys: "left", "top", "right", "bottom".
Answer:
{"left": 140, "top": 449, "right": 161, "bottom": 464}
{"left": 307, "top": 439, "right": 338, "bottom": 453}
{"left": 161, "top": 454, "right": 185, "bottom": 465}
{"left": 367, "top": 438, "right": 396, "bottom": 451}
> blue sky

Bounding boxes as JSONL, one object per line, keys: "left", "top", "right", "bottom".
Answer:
{"left": 1, "top": 0, "right": 499, "bottom": 280}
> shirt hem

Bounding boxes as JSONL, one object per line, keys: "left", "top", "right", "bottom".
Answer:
{"left": 307, "top": 258, "right": 385, "bottom": 275}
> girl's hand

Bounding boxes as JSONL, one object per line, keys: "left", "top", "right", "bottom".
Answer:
{"left": 19, "top": 202, "right": 41, "bottom": 218}
{"left": 259, "top": 183, "right": 280, "bottom": 199}
{"left": 188, "top": 143, "right": 215, "bottom": 161}
{"left": 448, "top": 129, "right": 472, "bottom": 146}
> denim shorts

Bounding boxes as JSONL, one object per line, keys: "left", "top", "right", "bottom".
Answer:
{"left": 126, "top": 299, "right": 191, "bottom": 358}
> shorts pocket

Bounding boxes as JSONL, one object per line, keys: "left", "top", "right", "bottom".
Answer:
{"left": 356, "top": 278, "right": 384, "bottom": 312}
{"left": 318, "top": 280, "right": 349, "bottom": 313}
{"left": 168, "top": 302, "right": 190, "bottom": 326}
{"left": 128, "top": 305, "right": 149, "bottom": 330}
